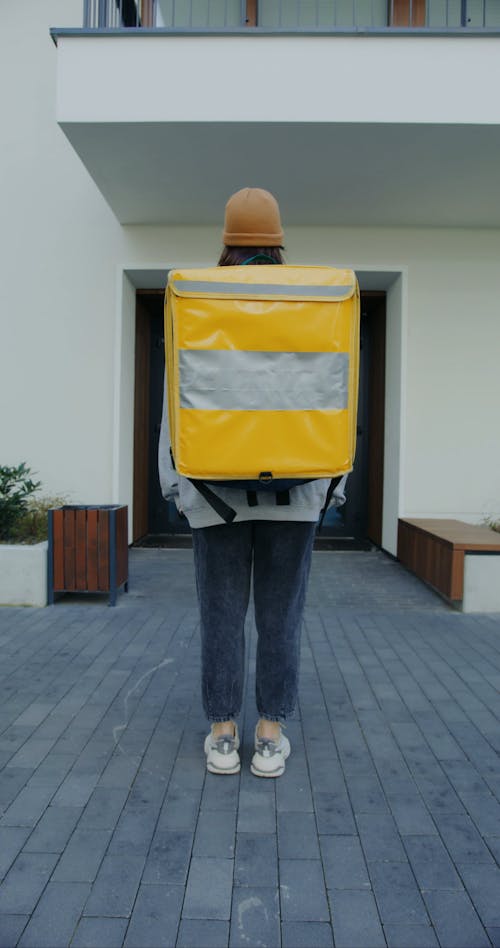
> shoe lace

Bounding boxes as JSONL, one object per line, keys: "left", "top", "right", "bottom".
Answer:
{"left": 257, "top": 737, "right": 277, "bottom": 757}
{"left": 214, "top": 734, "right": 235, "bottom": 755}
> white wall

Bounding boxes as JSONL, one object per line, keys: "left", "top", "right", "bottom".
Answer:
{"left": 1, "top": 0, "right": 122, "bottom": 504}
{"left": 2, "top": 2, "right": 500, "bottom": 550}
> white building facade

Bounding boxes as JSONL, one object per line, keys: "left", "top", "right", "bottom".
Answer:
{"left": 1, "top": 0, "right": 499, "bottom": 554}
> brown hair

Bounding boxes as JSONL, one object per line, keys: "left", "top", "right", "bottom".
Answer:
{"left": 218, "top": 245, "right": 284, "bottom": 267}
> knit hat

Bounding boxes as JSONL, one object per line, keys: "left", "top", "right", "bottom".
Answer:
{"left": 223, "top": 188, "right": 284, "bottom": 247}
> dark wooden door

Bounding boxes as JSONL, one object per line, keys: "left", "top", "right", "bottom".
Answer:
{"left": 148, "top": 310, "right": 190, "bottom": 535}
{"left": 134, "top": 290, "right": 386, "bottom": 545}
{"left": 391, "top": 0, "right": 426, "bottom": 25}
{"left": 132, "top": 296, "right": 150, "bottom": 542}
{"left": 320, "top": 293, "right": 385, "bottom": 544}
{"left": 133, "top": 292, "right": 190, "bottom": 542}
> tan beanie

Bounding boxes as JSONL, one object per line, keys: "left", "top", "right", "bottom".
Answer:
{"left": 223, "top": 188, "right": 284, "bottom": 247}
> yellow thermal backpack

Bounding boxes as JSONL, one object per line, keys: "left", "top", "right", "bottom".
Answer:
{"left": 164, "top": 265, "right": 360, "bottom": 522}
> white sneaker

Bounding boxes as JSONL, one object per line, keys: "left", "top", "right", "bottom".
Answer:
{"left": 204, "top": 724, "right": 241, "bottom": 775}
{"left": 251, "top": 724, "right": 290, "bottom": 778}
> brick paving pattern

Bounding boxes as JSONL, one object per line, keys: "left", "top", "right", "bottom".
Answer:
{"left": 0, "top": 548, "right": 499, "bottom": 947}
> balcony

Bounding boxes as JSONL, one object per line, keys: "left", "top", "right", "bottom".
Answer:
{"left": 51, "top": 1, "right": 500, "bottom": 228}
{"left": 81, "top": 0, "right": 500, "bottom": 31}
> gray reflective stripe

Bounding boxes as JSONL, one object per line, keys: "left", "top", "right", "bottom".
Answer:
{"left": 179, "top": 350, "right": 348, "bottom": 411}
{"left": 172, "top": 280, "right": 354, "bottom": 300}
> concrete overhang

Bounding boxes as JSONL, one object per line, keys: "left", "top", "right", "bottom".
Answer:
{"left": 52, "top": 32, "right": 500, "bottom": 227}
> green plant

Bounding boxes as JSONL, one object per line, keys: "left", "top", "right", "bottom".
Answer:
{"left": 0, "top": 464, "right": 41, "bottom": 542}
{"left": 483, "top": 516, "right": 500, "bottom": 534}
{"left": 8, "top": 495, "right": 68, "bottom": 545}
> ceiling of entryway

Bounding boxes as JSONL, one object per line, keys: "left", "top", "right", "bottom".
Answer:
{"left": 61, "top": 121, "right": 500, "bottom": 228}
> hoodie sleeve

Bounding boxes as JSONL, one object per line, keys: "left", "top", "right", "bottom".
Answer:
{"left": 329, "top": 473, "right": 348, "bottom": 507}
{"left": 158, "top": 377, "right": 179, "bottom": 502}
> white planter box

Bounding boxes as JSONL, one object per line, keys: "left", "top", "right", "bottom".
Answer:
{"left": 462, "top": 553, "right": 500, "bottom": 613}
{"left": 0, "top": 541, "right": 48, "bottom": 607}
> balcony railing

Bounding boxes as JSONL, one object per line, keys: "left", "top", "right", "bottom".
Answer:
{"left": 82, "top": 0, "right": 500, "bottom": 30}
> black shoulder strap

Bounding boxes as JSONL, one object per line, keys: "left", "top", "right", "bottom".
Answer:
{"left": 276, "top": 490, "right": 290, "bottom": 506}
{"left": 317, "top": 477, "right": 342, "bottom": 533}
{"left": 171, "top": 447, "right": 237, "bottom": 523}
{"left": 188, "top": 480, "right": 236, "bottom": 524}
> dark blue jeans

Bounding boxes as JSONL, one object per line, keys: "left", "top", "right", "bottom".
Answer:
{"left": 191, "top": 520, "right": 316, "bottom": 723}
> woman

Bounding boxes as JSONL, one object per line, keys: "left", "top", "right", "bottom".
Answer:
{"left": 159, "top": 187, "right": 346, "bottom": 777}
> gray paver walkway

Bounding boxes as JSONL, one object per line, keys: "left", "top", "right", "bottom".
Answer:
{"left": 0, "top": 548, "right": 499, "bottom": 947}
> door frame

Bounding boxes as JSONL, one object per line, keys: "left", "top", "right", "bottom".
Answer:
{"left": 132, "top": 289, "right": 387, "bottom": 546}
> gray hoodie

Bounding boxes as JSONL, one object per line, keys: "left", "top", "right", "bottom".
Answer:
{"left": 158, "top": 388, "right": 347, "bottom": 529}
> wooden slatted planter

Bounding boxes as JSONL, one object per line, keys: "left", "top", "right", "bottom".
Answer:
{"left": 48, "top": 505, "right": 128, "bottom": 606}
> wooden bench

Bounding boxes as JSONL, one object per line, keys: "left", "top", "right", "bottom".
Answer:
{"left": 397, "top": 518, "right": 500, "bottom": 612}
